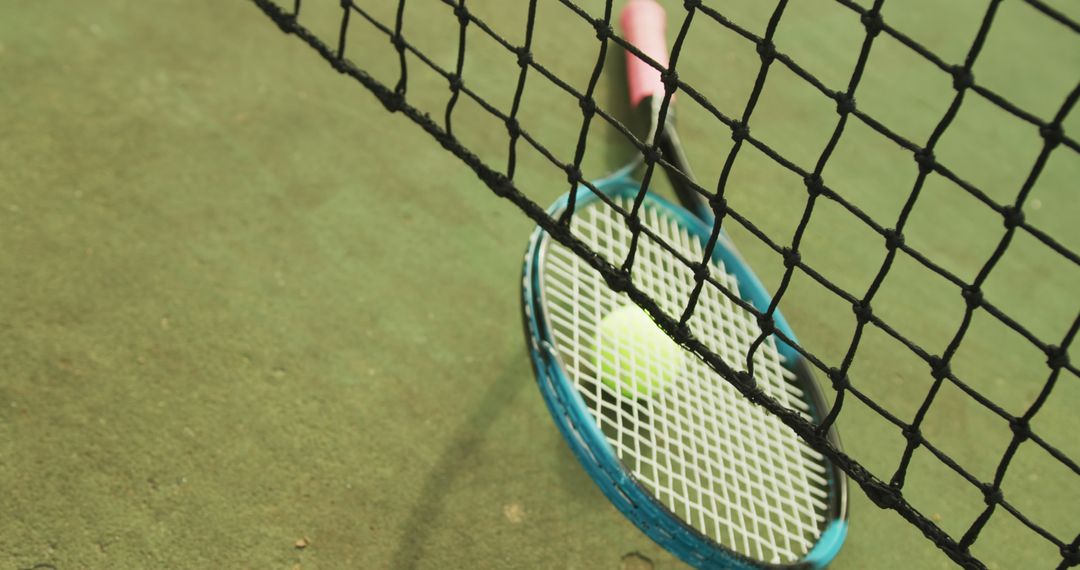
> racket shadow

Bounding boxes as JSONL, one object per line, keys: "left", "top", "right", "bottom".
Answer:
{"left": 386, "top": 350, "right": 538, "bottom": 569}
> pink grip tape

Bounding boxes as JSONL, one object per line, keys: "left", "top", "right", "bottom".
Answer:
{"left": 620, "top": 0, "right": 670, "bottom": 108}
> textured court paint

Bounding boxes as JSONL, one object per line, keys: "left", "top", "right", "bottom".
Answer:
{"left": 1, "top": 1, "right": 1077, "bottom": 569}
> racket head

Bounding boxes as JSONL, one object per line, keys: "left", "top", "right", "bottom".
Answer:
{"left": 521, "top": 173, "right": 848, "bottom": 569}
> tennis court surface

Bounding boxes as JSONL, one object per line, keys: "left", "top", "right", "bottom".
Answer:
{"left": 1, "top": 1, "right": 1077, "bottom": 568}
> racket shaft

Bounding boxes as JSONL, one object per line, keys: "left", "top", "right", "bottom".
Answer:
{"left": 660, "top": 128, "right": 713, "bottom": 222}
{"left": 621, "top": 0, "right": 712, "bottom": 222}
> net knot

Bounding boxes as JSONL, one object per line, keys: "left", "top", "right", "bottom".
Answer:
{"left": 489, "top": 173, "right": 512, "bottom": 197}
{"left": 384, "top": 92, "right": 404, "bottom": 113}
{"left": 447, "top": 73, "right": 463, "bottom": 92}
{"left": 852, "top": 299, "right": 872, "bottom": 322}
{"left": 1045, "top": 344, "right": 1069, "bottom": 370}
{"left": 661, "top": 68, "right": 679, "bottom": 91}
{"left": 1060, "top": 544, "right": 1080, "bottom": 566}
{"left": 864, "top": 480, "right": 901, "bottom": 509}
{"left": 644, "top": 145, "right": 662, "bottom": 166}
{"left": 756, "top": 312, "right": 775, "bottom": 336}
{"left": 861, "top": 10, "right": 884, "bottom": 38}
{"left": 883, "top": 228, "right": 904, "bottom": 251}
{"left": 673, "top": 323, "right": 692, "bottom": 344}
{"left": 624, "top": 214, "right": 643, "bottom": 235}
{"left": 592, "top": 19, "right": 612, "bottom": 40}
{"left": 579, "top": 96, "right": 596, "bottom": 116}
{"left": 709, "top": 194, "right": 728, "bottom": 216}
{"left": 453, "top": 3, "right": 470, "bottom": 25}
{"left": 782, "top": 247, "right": 801, "bottom": 269}
{"left": 834, "top": 91, "right": 856, "bottom": 115}
{"left": 735, "top": 369, "right": 758, "bottom": 391}
{"left": 391, "top": 33, "right": 406, "bottom": 52}
{"left": 828, "top": 367, "right": 849, "bottom": 390}
{"left": 961, "top": 285, "right": 982, "bottom": 308}
{"left": 950, "top": 65, "right": 974, "bottom": 91}
{"left": 276, "top": 11, "right": 299, "bottom": 34}
{"left": 1009, "top": 416, "right": 1031, "bottom": 442}
{"left": 683, "top": 0, "right": 702, "bottom": 10}
{"left": 914, "top": 148, "right": 936, "bottom": 174}
{"left": 929, "top": 355, "right": 951, "bottom": 380}
{"left": 1001, "top": 205, "right": 1024, "bottom": 229}
{"left": 692, "top": 263, "right": 710, "bottom": 283}
{"left": 902, "top": 424, "right": 923, "bottom": 446}
{"left": 564, "top": 164, "right": 581, "bottom": 185}
{"left": 515, "top": 47, "right": 532, "bottom": 68}
{"left": 980, "top": 483, "right": 1002, "bottom": 506}
{"left": 756, "top": 39, "right": 776, "bottom": 63}
{"left": 730, "top": 121, "right": 749, "bottom": 143}
{"left": 1040, "top": 123, "right": 1063, "bottom": 149}
{"left": 504, "top": 117, "right": 520, "bottom": 137}
{"left": 602, "top": 269, "right": 630, "bottom": 293}
{"left": 803, "top": 173, "right": 824, "bottom": 197}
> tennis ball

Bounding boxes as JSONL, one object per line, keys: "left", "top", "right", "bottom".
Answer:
{"left": 594, "top": 304, "right": 684, "bottom": 399}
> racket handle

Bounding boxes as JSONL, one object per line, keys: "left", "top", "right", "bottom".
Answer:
{"left": 620, "top": 0, "right": 670, "bottom": 108}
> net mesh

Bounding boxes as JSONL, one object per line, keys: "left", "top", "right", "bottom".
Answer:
{"left": 250, "top": 0, "right": 1080, "bottom": 568}
{"left": 540, "top": 194, "right": 829, "bottom": 563}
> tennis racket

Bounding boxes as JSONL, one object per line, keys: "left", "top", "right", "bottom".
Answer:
{"left": 520, "top": 1, "right": 848, "bottom": 568}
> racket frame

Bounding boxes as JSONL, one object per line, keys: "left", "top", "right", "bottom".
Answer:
{"left": 521, "top": 174, "right": 848, "bottom": 569}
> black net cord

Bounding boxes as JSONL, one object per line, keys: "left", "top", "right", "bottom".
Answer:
{"left": 252, "top": 1, "right": 1080, "bottom": 567}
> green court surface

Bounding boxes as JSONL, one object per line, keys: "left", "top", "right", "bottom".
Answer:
{"left": 1, "top": 1, "right": 1078, "bottom": 568}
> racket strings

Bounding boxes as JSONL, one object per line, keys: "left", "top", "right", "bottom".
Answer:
{"left": 540, "top": 196, "right": 829, "bottom": 564}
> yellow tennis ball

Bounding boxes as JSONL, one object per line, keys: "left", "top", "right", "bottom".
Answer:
{"left": 594, "top": 304, "right": 684, "bottom": 399}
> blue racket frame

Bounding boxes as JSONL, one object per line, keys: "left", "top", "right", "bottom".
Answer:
{"left": 521, "top": 170, "right": 848, "bottom": 569}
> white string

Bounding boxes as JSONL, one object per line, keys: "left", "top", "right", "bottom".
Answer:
{"left": 540, "top": 196, "right": 830, "bottom": 564}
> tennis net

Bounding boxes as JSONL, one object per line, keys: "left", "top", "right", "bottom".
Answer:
{"left": 250, "top": 1, "right": 1080, "bottom": 567}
